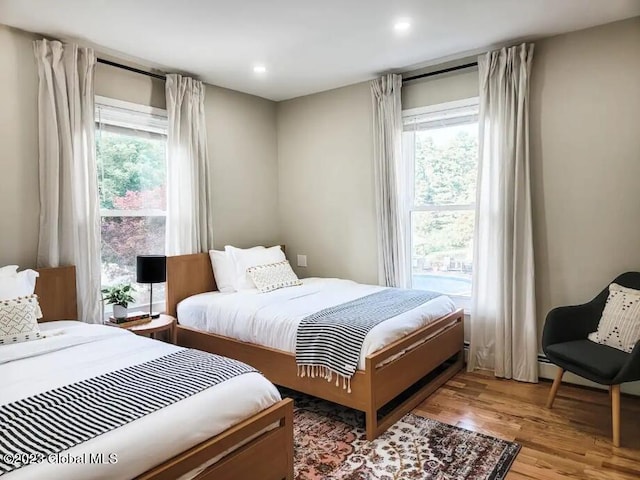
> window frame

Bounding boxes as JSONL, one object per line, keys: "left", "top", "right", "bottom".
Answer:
{"left": 95, "top": 96, "right": 169, "bottom": 316}
{"left": 95, "top": 96, "right": 167, "bottom": 129}
{"left": 402, "top": 97, "right": 479, "bottom": 311}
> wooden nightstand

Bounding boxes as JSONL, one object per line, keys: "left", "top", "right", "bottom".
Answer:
{"left": 115, "top": 314, "right": 177, "bottom": 344}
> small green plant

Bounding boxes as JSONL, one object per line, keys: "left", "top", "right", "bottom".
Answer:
{"left": 101, "top": 284, "right": 136, "bottom": 308}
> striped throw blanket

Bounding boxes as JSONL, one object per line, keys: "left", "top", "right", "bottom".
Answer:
{"left": 295, "top": 288, "right": 440, "bottom": 392}
{"left": 0, "top": 349, "right": 257, "bottom": 474}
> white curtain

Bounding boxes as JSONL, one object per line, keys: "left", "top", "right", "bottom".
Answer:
{"left": 165, "top": 74, "right": 213, "bottom": 255}
{"left": 33, "top": 39, "right": 102, "bottom": 323}
{"left": 371, "top": 74, "right": 407, "bottom": 288}
{"left": 468, "top": 44, "right": 538, "bottom": 383}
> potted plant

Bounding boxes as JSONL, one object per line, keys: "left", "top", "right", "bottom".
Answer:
{"left": 101, "top": 284, "right": 136, "bottom": 320}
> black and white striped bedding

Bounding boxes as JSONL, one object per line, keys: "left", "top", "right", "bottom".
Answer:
{"left": 295, "top": 288, "right": 441, "bottom": 391}
{"left": 1, "top": 321, "right": 281, "bottom": 480}
{"left": 0, "top": 349, "right": 256, "bottom": 475}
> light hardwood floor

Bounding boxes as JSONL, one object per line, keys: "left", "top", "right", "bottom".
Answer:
{"left": 414, "top": 370, "right": 640, "bottom": 480}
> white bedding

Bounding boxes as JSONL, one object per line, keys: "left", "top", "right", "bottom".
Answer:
{"left": 1, "top": 321, "right": 281, "bottom": 480}
{"left": 177, "top": 278, "right": 456, "bottom": 369}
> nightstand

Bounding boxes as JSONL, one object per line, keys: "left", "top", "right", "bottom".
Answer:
{"left": 118, "top": 314, "right": 177, "bottom": 344}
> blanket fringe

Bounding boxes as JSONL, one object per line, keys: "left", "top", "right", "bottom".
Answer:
{"left": 297, "top": 364, "right": 352, "bottom": 393}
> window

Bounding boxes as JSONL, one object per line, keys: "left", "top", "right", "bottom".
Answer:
{"left": 402, "top": 98, "right": 479, "bottom": 310}
{"left": 95, "top": 97, "right": 168, "bottom": 309}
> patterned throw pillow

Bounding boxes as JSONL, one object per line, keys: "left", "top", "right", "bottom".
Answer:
{"left": 588, "top": 283, "right": 640, "bottom": 353}
{"left": 247, "top": 260, "right": 302, "bottom": 293}
{"left": 0, "top": 295, "right": 44, "bottom": 345}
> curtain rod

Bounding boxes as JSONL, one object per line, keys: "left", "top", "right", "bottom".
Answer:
{"left": 402, "top": 61, "right": 478, "bottom": 83}
{"left": 97, "top": 58, "right": 166, "bottom": 81}
{"left": 97, "top": 56, "right": 476, "bottom": 85}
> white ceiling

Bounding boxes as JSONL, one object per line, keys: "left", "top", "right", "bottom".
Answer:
{"left": 1, "top": 0, "right": 639, "bottom": 101}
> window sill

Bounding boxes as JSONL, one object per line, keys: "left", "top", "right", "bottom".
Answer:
{"left": 102, "top": 300, "right": 166, "bottom": 322}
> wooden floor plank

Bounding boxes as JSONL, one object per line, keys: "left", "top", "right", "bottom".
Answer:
{"left": 414, "top": 370, "right": 640, "bottom": 480}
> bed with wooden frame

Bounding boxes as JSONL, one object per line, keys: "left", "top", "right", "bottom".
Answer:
{"left": 166, "top": 250, "right": 465, "bottom": 441}
{"left": 32, "top": 265, "right": 294, "bottom": 480}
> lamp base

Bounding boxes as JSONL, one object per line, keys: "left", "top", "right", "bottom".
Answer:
{"left": 146, "top": 284, "right": 160, "bottom": 320}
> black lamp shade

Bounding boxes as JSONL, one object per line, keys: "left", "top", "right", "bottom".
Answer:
{"left": 136, "top": 255, "right": 167, "bottom": 284}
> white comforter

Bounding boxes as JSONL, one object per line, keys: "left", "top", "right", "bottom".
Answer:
{"left": 1, "top": 321, "right": 281, "bottom": 480}
{"left": 178, "top": 278, "right": 456, "bottom": 369}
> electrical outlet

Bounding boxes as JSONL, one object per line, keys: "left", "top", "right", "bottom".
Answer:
{"left": 297, "top": 254, "right": 307, "bottom": 267}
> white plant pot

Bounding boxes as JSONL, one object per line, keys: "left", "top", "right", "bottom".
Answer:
{"left": 113, "top": 305, "right": 128, "bottom": 320}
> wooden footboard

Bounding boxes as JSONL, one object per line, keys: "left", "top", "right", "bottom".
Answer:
{"left": 178, "top": 309, "right": 464, "bottom": 441}
{"left": 366, "top": 309, "right": 464, "bottom": 439}
{"left": 136, "top": 398, "right": 294, "bottom": 480}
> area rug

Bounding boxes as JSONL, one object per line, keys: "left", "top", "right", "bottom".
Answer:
{"left": 289, "top": 391, "right": 520, "bottom": 480}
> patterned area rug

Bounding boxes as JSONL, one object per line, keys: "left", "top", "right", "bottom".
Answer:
{"left": 289, "top": 391, "right": 520, "bottom": 480}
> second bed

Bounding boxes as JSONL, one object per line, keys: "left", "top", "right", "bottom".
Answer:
{"left": 168, "top": 252, "right": 464, "bottom": 440}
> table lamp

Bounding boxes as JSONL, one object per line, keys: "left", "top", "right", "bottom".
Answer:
{"left": 136, "top": 255, "right": 166, "bottom": 319}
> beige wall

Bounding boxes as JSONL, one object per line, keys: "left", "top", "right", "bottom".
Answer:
{"left": 0, "top": 26, "right": 39, "bottom": 267}
{"left": 0, "top": 26, "right": 279, "bottom": 267}
{"left": 93, "top": 63, "right": 280, "bottom": 250}
{"left": 277, "top": 82, "right": 378, "bottom": 283}
{"left": 402, "top": 67, "right": 478, "bottom": 110}
{"left": 402, "top": 20, "right": 640, "bottom": 386}
{"left": 276, "top": 56, "right": 480, "bottom": 284}
{"left": 531, "top": 16, "right": 640, "bottom": 393}
{"left": 206, "top": 85, "right": 279, "bottom": 248}
{"left": 530, "top": 16, "right": 640, "bottom": 338}
{"left": 95, "top": 62, "right": 166, "bottom": 109}
{"left": 275, "top": 18, "right": 640, "bottom": 369}
{"left": 3, "top": 18, "right": 640, "bottom": 388}
{"left": 96, "top": 62, "right": 280, "bottom": 249}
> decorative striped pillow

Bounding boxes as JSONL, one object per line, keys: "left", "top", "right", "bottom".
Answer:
{"left": 588, "top": 283, "right": 640, "bottom": 353}
{"left": 247, "top": 260, "right": 302, "bottom": 293}
{"left": 0, "top": 295, "right": 43, "bottom": 345}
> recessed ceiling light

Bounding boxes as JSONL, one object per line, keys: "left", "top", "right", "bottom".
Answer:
{"left": 253, "top": 65, "right": 267, "bottom": 74}
{"left": 394, "top": 19, "right": 411, "bottom": 33}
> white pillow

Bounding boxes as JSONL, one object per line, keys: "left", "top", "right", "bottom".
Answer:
{"left": 0, "top": 294, "right": 43, "bottom": 345}
{"left": 588, "top": 283, "right": 640, "bottom": 353}
{"left": 247, "top": 260, "right": 302, "bottom": 293}
{"left": 209, "top": 247, "right": 265, "bottom": 293}
{"left": 0, "top": 268, "right": 39, "bottom": 301}
{"left": 226, "top": 245, "right": 286, "bottom": 291}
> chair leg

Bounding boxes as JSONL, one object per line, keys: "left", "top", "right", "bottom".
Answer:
{"left": 611, "top": 384, "right": 621, "bottom": 447}
{"left": 546, "top": 367, "right": 564, "bottom": 408}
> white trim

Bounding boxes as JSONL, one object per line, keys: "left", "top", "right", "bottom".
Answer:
{"left": 538, "top": 361, "right": 640, "bottom": 396}
{"left": 402, "top": 97, "right": 479, "bottom": 119}
{"left": 402, "top": 128, "right": 416, "bottom": 288}
{"left": 448, "top": 294, "right": 471, "bottom": 313}
{"left": 102, "top": 300, "right": 166, "bottom": 322}
{"left": 461, "top": 350, "right": 640, "bottom": 396}
{"left": 95, "top": 95, "right": 167, "bottom": 118}
{"left": 101, "top": 209, "right": 166, "bottom": 217}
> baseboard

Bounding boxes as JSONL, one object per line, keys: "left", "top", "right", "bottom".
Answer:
{"left": 463, "top": 343, "right": 640, "bottom": 396}
{"left": 537, "top": 356, "right": 640, "bottom": 396}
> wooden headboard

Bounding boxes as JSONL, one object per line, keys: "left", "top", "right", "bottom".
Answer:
{"left": 34, "top": 265, "right": 78, "bottom": 322}
{"left": 166, "top": 246, "right": 285, "bottom": 318}
{"left": 166, "top": 253, "right": 215, "bottom": 318}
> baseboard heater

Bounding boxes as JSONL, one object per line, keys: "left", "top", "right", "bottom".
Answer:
{"left": 462, "top": 341, "right": 639, "bottom": 396}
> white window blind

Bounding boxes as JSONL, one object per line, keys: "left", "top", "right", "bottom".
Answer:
{"left": 95, "top": 96, "right": 167, "bottom": 135}
{"left": 403, "top": 98, "right": 479, "bottom": 132}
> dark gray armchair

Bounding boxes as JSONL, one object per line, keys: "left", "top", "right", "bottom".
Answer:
{"left": 542, "top": 272, "right": 640, "bottom": 447}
